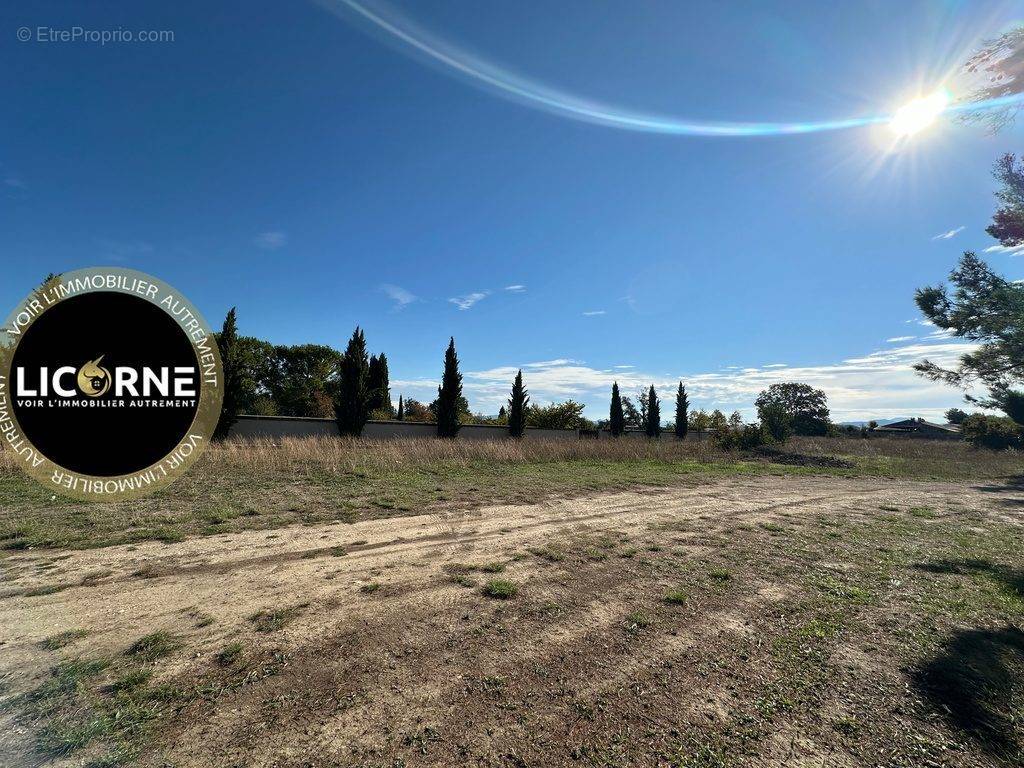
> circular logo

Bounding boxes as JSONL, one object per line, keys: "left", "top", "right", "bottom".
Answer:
{"left": 0, "top": 268, "right": 223, "bottom": 500}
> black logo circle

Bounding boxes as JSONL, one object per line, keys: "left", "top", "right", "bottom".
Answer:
{"left": 11, "top": 292, "right": 200, "bottom": 476}
{"left": 0, "top": 268, "right": 223, "bottom": 500}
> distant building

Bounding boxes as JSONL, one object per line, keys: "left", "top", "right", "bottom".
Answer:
{"left": 872, "top": 418, "right": 961, "bottom": 440}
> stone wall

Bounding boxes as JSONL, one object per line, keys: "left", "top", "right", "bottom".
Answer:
{"left": 228, "top": 415, "right": 579, "bottom": 441}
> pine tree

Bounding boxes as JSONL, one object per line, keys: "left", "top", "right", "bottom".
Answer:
{"left": 674, "top": 382, "right": 689, "bottom": 440}
{"left": 396, "top": 395, "right": 404, "bottom": 421}
{"left": 436, "top": 337, "right": 463, "bottom": 438}
{"left": 508, "top": 369, "right": 529, "bottom": 438}
{"left": 335, "top": 327, "right": 370, "bottom": 436}
{"left": 645, "top": 384, "right": 661, "bottom": 438}
{"left": 214, "top": 307, "right": 241, "bottom": 441}
{"left": 609, "top": 382, "right": 625, "bottom": 436}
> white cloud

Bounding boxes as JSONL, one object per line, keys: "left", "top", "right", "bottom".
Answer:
{"left": 388, "top": 338, "right": 981, "bottom": 422}
{"left": 983, "top": 243, "right": 1024, "bottom": 256}
{"left": 97, "top": 239, "right": 154, "bottom": 263}
{"left": 504, "top": 284, "right": 526, "bottom": 293}
{"left": 254, "top": 231, "right": 288, "bottom": 250}
{"left": 380, "top": 283, "right": 416, "bottom": 310}
{"left": 886, "top": 335, "right": 915, "bottom": 343}
{"left": 763, "top": 363, "right": 787, "bottom": 368}
{"left": 932, "top": 226, "right": 965, "bottom": 240}
{"left": 525, "top": 359, "right": 578, "bottom": 368}
{"left": 448, "top": 291, "right": 490, "bottom": 310}
{"left": 581, "top": 310, "right": 606, "bottom": 316}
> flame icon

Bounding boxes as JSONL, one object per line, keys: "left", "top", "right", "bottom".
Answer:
{"left": 76, "top": 356, "right": 111, "bottom": 398}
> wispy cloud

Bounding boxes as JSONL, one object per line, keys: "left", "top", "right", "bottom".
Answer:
{"left": 984, "top": 243, "right": 1024, "bottom": 256}
{"left": 763, "top": 363, "right": 787, "bottom": 368}
{"left": 504, "top": 284, "right": 526, "bottom": 293}
{"left": 448, "top": 291, "right": 490, "bottom": 310}
{"left": 380, "top": 283, "right": 416, "bottom": 310}
{"left": 932, "top": 226, "right": 965, "bottom": 240}
{"left": 254, "top": 231, "right": 288, "bottom": 250}
{"left": 581, "top": 310, "right": 606, "bottom": 316}
{"left": 4, "top": 176, "right": 25, "bottom": 189}
{"left": 97, "top": 239, "right": 154, "bottom": 263}
{"left": 886, "top": 335, "right": 915, "bottom": 343}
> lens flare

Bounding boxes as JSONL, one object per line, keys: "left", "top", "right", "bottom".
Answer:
{"left": 322, "top": 0, "right": 1024, "bottom": 139}
{"left": 889, "top": 91, "right": 950, "bottom": 137}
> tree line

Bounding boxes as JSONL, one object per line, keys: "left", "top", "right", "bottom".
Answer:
{"left": 215, "top": 312, "right": 838, "bottom": 444}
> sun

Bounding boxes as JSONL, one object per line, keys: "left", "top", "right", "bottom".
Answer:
{"left": 889, "top": 91, "right": 950, "bottom": 137}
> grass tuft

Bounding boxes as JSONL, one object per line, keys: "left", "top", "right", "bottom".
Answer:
{"left": 41, "top": 629, "right": 90, "bottom": 650}
{"left": 124, "top": 632, "right": 179, "bottom": 662}
{"left": 481, "top": 579, "right": 517, "bottom": 599}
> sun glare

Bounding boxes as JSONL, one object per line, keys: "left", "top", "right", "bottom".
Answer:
{"left": 889, "top": 91, "right": 950, "bottom": 137}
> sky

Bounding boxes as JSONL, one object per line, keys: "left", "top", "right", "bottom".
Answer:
{"left": 4, "top": 0, "right": 1024, "bottom": 422}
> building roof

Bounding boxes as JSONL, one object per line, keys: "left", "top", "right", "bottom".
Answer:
{"left": 873, "top": 419, "right": 960, "bottom": 433}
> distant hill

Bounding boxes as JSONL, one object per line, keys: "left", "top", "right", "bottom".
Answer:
{"left": 838, "top": 418, "right": 914, "bottom": 428}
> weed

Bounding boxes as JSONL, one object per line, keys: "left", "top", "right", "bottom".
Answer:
{"left": 625, "top": 610, "right": 652, "bottom": 633}
{"left": 216, "top": 642, "right": 244, "bottom": 666}
{"left": 481, "top": 579, "right": 517, "bottom": 599}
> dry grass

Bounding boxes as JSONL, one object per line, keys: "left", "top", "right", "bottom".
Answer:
{"left": 208, "top": 435, "right": 727, "bottom": 473}
{"left": 790, "top": 436, "right": 1024, "bottom": 481}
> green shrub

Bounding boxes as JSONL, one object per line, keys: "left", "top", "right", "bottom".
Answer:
{"left": 961, "top": 414, "right": 1023, "bottom": 450}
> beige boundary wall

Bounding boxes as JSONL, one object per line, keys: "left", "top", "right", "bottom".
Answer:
{"left": 228, "top": 415, "right": 579, "bottom": 441}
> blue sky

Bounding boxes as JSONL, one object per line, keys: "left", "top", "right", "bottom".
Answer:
{"left": 4, "top": 0, "right": 1024, "bottom": 421}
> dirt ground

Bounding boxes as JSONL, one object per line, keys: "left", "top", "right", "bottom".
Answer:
{"left": 2, "top": 473, "right": 1023, "bottom": 767}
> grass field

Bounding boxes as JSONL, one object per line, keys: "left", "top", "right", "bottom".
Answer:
{"left": 1, "top": 436, "right": 1020, "bottom": 551}
{"left": 1, "top": 437, "right": 1022, "bottom": 767}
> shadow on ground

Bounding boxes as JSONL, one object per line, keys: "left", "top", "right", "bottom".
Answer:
{"left": 973, "top": 475, "right": 1024, "bottom": 508}
{"left": 911, "top": 559, "right": 1024, "bottom": 761}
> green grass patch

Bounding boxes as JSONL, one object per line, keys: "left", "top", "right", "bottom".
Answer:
{"left": 215, "top": 642, "right": 244, "bottom": 666}
{"left": 124, "top": 632, "right": 179, "bottom": 662}
{"left": 481, "top": 579, "right": 517, "bottom": 599}
{"left": 664, "top": 589, "right": 689, "bottom": 605}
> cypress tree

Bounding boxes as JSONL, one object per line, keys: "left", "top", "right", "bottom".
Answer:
{"left": 367, "top": 355, "right": 382, "bottom": 412}
{"left": 370, "top": 353, "right": 392, "bottom": 416}
{"left": 213, "top": 307, "right": 241, "bottom": 441}
{"left": 508, "top": 369, "right": 529, "bottom": 438}
{"left": 335, "top": 327, "right": 370, "bottom": 436}
{"left": 645, "top": 384, "right": 661, "bottom": 438}
{"left": 436, "top": 337, "right": 463, "bottom": 438}
{"left": 396, "top": 395, "right": 404, "bottom": 421}
{"left": 609, "top": 382, "right": 624, "bottom": 437}
{"left": 674, "top": 382, "right": 689, "bottom": 439}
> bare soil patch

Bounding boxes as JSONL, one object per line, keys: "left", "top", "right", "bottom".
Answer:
{"left": 2, "top": 473, "right": 1023, "bottom": 767}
